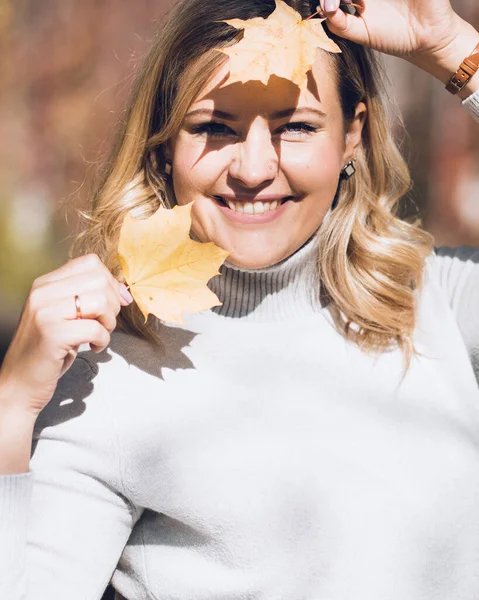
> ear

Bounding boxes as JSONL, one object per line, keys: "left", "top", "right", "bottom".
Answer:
{"left": 342, "top": 101, "right": 367, "bottom": 164}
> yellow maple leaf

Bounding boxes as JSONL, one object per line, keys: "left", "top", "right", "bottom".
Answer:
{"left": 117, "top": 202, "right": 231, "bottom": 324}
{"left": 218, "top": 0, "right": 341, "bottom": 91}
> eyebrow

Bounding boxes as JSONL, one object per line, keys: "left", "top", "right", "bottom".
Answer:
{"left": 184, "top": 107, "right": 327, "bottom": 120}
{"left": 185, "top": 108, "right": 239, "bottom": 120}
{"left": 270, "top": 107, "right": 327, "bottom": 120}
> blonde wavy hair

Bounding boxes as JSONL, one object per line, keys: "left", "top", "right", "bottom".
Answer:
{"left": 73, "top": 0, "right": 434, "bottom": 371}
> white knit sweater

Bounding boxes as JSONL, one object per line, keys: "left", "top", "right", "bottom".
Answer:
{"left": 1, "top": 92, "right": 479, "bottom": 600}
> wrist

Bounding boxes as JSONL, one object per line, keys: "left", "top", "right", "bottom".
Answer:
{"left": 408, "top": 19, "right": 479, "bottom": 100}
{"left": 0, "top": 400, "right": 36, "bottom": 475}
{"left": 0, "top": 377, "right": 39, "bottom": 425}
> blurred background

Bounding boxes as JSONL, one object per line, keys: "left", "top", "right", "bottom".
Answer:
{"left": 1, "top": 0, "right": 479, "bottom": 355}
{"left": 0, "top": 1, "right": 478, "bottom": 598}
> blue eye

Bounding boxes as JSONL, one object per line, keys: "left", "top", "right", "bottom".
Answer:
{"left": 191, "top": 122, "right": 236, "bottom": 139}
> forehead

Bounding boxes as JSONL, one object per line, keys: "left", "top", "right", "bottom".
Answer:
{"left": 189, "top": 51, "right": 339, "bottom": 117}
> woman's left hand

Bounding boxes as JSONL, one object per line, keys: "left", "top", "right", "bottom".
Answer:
{"left": 318, "top": 0, "right": 469, "bottom": 64}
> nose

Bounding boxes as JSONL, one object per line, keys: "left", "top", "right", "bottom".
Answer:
{"left": 228, "top": 119, "right": 278, "bottom": 188}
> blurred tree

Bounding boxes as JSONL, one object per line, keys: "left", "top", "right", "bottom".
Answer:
{"left": 0, "top": 0, "right": 175, "bottom": 320}
{"left": 0, "top": 0, "right": 478, "bottom": 596}
{"left": 383, "top": 0, "right": 479, "bottom": 245}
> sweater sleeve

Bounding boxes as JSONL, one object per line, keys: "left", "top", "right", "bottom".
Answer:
{"left": 462, "top": 89, "right": 479, "bottom": 123}
{"left": 0, "top": 353, "right": 140, "bottom": 600}
{"left": 431, "top": 246, "right": 479, "bottom": 379}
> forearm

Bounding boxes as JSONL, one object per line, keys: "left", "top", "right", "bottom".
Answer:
{"left": 408, "top": 17, "right": 479, "bottom": 100}
{"left": 0, "top": 384, "right": 36, "bottom": 474}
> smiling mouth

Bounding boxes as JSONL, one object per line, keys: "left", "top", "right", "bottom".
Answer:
{"left": 213, "top": 195, "right": 293, "bottom": 215}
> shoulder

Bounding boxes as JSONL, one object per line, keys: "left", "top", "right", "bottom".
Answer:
{"left": 428, "top": 245, "right": 479, "bottom": 273}
{"left": 423, "top": 246, "right": 479, "bottom": 380}
{"left": 425, "top": 246, "right": 479, "bottom": 306}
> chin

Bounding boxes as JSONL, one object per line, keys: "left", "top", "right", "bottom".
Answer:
{"left": 223, "top": 246, "right": 292, "bottom": 270}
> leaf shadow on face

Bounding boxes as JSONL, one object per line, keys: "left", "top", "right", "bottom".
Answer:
{"left": 188, "top": 71, "right": 320, "bottom": 188}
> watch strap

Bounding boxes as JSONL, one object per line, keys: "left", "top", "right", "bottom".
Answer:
{"left": 446, "top": 42, "right": 479, "bottom": 95}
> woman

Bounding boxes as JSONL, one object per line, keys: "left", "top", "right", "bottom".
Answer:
{"left": 1, "top": 0, "right": 479, "bottom": 598}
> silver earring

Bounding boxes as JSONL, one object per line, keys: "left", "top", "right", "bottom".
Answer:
{"left": 341, "top": 159, "right": 356, "bottom": 180}
{"left": 164, "top": 161, "right": 172, "bottom": 176}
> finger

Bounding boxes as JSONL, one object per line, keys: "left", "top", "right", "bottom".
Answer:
{"left": 54, "top": 320, "right": 112, "bottom": 354}
{"left": 60, "top": 290, "right": 120, "bottom": 333}
{"left": 31, "top": 270, "right": 126, "bottom": 315}
{"left": 35, "top": 255, "right": 132, "bottom": 305}
{"left": 320, "top": 0, "right": 339, "bottom": 13}
{"left": 29, "top": 280, "right": 122, "bottom": 333}
{"left": 60, "top": 345, "right": 80, "bottom": 378}
{"left": 319, "top": 0, "right": 368, "bottom": 44}
{"left": 118, "top": 283, "right": 134, "bottom": 307}
{"left": 33, "top": 254, "right": 134, "bottom": 310}
{"left": 34, "top": 254, "right": 106, "bottom": 287}
{"left": 70, "top": 291, "right": 119, "bottom": 333}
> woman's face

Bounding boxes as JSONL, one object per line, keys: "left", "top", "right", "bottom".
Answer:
{"left": 169, "top": 52, "right": 366, "bottom": 269}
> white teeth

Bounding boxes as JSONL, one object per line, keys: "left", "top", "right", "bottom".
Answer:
{"left": 253, "top": 201, "right": 264, "bottom": 214}
{"left": 222, "top": 198, "right": 284, "bottom": 214}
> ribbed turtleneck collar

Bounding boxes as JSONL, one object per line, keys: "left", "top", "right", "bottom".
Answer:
{"left": 207, "top": 231, "right": 325, "bottom": 321}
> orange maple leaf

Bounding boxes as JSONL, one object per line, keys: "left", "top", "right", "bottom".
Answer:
{"left": 117, "top": 202, "right": 231, "bottom": 324}
{"left": 218, "top": 0, "right": 341, "bottom": 90}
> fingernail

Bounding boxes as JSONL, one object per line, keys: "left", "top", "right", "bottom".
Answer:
{"left": 324, "top": 0, "right": 338, "bottom": 12}
{"left": 120, "top": 284, "right": 134, "bottom": 304}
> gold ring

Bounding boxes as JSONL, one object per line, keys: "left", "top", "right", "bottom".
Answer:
{"left": 74, "top": 295, "right": 82, "bottom": 319}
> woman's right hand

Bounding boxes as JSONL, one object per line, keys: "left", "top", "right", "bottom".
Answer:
{"left": 0, "top": 254, "right": 133, "bottom": 419}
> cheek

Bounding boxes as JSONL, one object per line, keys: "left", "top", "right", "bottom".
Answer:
{"left": 281, "top": 138, "right": 344, "bottom": 191}
{"left": 172, "top": 139, "right": 230, "bottom": 204}
{"left": 171, "top": 130, "right": 345, "bottom": 202}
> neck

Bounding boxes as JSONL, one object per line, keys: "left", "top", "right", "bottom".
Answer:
{"left": 207, "top": 232, "right": 325, "bottom": 321}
